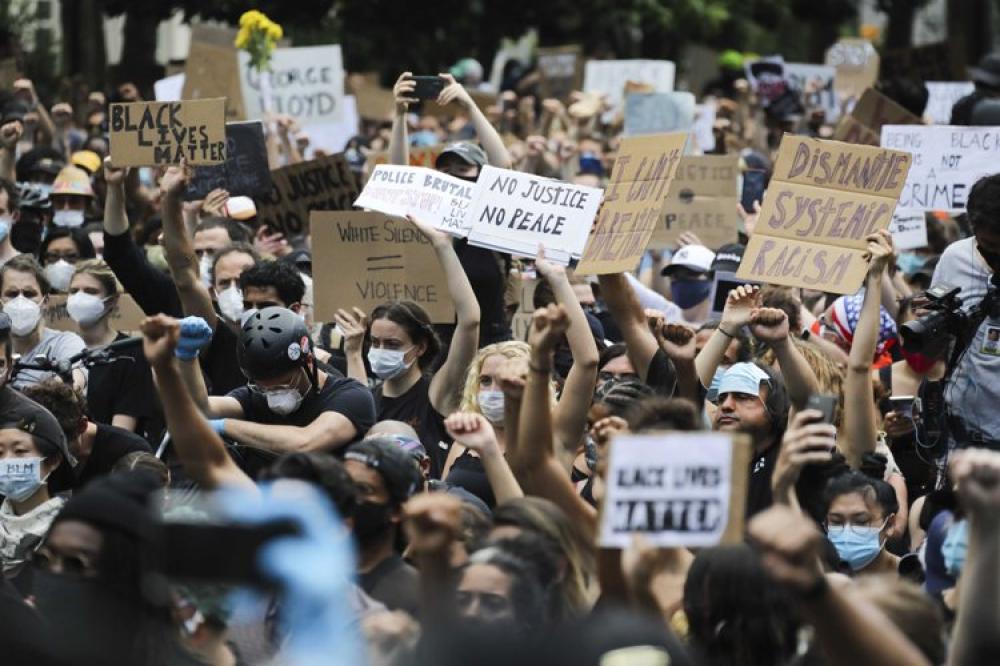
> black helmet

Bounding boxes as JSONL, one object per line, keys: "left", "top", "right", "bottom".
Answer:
{"left": 237, "top": 306, "right": 312, "bottom": 381}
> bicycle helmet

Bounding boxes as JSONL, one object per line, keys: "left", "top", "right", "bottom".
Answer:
{"left": 16, "top": 181, "right": 52, "bottom": 210}
{"left": 237, "top": 306, "right": 313, "bottom": 382}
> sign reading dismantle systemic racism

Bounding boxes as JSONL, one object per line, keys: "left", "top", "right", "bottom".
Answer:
{"left": 576, "top": 133, "right": 687, "bottom": 274}
{"left": 599, "top": 432, "right": 750, "bottom": 548}
{"left": 354, "top": 165, "right": 475, "bottom": 235}
{"left": 650, "top": 154, "right": 740, "bottom": 250}
{"left": 735, "top": 135, "right": 912, "bottom": 294}
{"left": 254, "top": 153, "right": 359, "bottom": 240}
{"left": 311, "top": 212, "right": 454, "bottom": 323}
{"left": 109, "top": 98, "right": 226, "bottom": 167}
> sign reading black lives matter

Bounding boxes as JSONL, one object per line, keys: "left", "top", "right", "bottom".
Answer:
{"left": 599, "top": 432, "right": 750, "bottom": 548}
{"left": 109, "top": 98, "right": 226, "bottom": 167}
{"left": 185, "top": 121, "right": 271, "bottom": 201}
{"left": 254, "top": 153, "right": 360, "bottom": 240}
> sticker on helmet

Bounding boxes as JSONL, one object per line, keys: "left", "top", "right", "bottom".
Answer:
{"left": 299, "top": 336, "right": 310, "bottom": 354}
{"left": 287, "top": 342, "right": 302, "bottom": 361}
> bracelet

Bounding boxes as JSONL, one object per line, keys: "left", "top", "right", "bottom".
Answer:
{"left": 718, "top": 326, "right": 736, "bottom": 338}
{"left": 528, "top": 363, "right": 552, "bottom": 374}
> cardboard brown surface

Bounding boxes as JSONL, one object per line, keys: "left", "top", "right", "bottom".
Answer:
{"left": 350, "top": 73, "right": 396, "bottom": 121}
{"left": 650, "top": 155, "right": 740, "bottom": 249}
{"left": 721, "top": 434, "right": 751, "bottom": 545}
{"left": 109, "top": 98, "right": 226, "bottom": 167}
{"left": 833, "top": 88, "right": 922, "bottom": 146}
{"left": 311, "top": 211, "right": 455, "bottom": 323}
{"left": 45, "top": 294, "right": 146, "bottom": 334}
{"left": 365, "top": 146, "right": 443, "bottom": 173}
{"left": 537, "top": 45, "right": 584, "bottom": 101}
{"left": 576, "top": 133, "right": 687, "bottom": 274}
{"left": 182, "top": 41, "right": 246, "bottom": 121}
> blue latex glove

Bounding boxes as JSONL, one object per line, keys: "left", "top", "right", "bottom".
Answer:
{"left": 175, "top": 316, "right": 213, "bottom": 361}
{"left": 208, "top": 419, "right": 227, "bottom": 436}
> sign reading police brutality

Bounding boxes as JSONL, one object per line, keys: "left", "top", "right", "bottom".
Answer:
{"left": 599, "top": 432, "right": 750, "bottom": 548}
{"left": 881, "top": 125, "right": 1000, "bottom": 211}
{"left": 576, "top": 133, "right": 687, "bottom": 274}
{"left": 735, "top": 135, "right": 912, "bottom": 294}
{"left": 186, "top": 121, "right": 271, "bottom": 201}
{"left": 311, "top": 212, "right": 454, "bottom": 323}
{"left": 109, "top": 98, "right": 226, "bottom": 167}
{"left": 354, "top": 165, "right": 474, "bottom": 235}
{"left": 465, "top": 167, "right": 603, "bottom": 265}
{"left": 651, "top": 154, "right": 740, "bottom": 250}
{"left": 254, "top": 153, "right": 359, "bottom": 240}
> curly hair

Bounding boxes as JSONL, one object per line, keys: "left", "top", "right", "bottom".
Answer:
{"left": 459, "top": 341, "right": 531, "bottom": 414}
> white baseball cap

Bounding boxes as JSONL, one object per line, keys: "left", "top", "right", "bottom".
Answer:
{"left": 661, "top": 245, "right": 715, "bottom": 276}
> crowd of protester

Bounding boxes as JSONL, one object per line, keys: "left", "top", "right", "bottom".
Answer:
{"left": 0, "top": 42, "right": 997, "bottom": 666}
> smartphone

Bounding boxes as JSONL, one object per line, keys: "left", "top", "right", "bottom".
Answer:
{"left": 806, "top": 394, "right": 837, "bottom": 425}
{"left": 889, "top": 395, "right": 921, "bottom": 420}
{"left": 409, "top": 75, "right": 445, "bottom": 100}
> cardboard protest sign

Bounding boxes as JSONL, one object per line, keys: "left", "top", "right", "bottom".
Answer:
{"left": 825, "top": 38, "right": 879, "bottom": 100}
{"left": 692, "top": 101, "right": 717, "bottom": 153}
{"left": 881, "top": 42, "right": 958, "bottom": 83}
{"left": 576, "top": 133, "right": 687, "bottom": 274}
{"left": 583, "top": 60, "right": 675, "bottom": 110}
{"left": 925, "top": 82, "right": 975, "bottom": 124}
{"left": 889, "top": 209, "right": 928, "bottom": 251}
{"left": 650, "top": 155, "right": 740, "bottom": 250}
{"left": 109, "top": 98, "right": 226, "bottom": 167}
{"left": 735, "top": 135, "right": 912, "bottom": 294}
{"left": 364, "top": 146, "right": 443, "bottom": 173}
{"left": 348, "top": 72, "right": 397, "bottom": 122}
{"left": 537, "top": 45, "right": 584, "bottom": 101}
{"left": 624, "top": 92, "right": 695, "bottom": 136}
{"left": 354, "top": 165, "right": 475, "bottom": 235}
{"left": 45, "top": 294, "right": 146, "bottom": 334}
{"left": 466, "top": 167, "right": 603, "bottom": 265}
{"left": 510, "top": 276, "right": 539, "bottom": 341}
{"left": 881, "top": 125, "right": 1000, "bottom": 211}
{"left": 254, "top": 153, "right": 360, "bottom": 240}
{"left": 599, "top": 432, "right": 750, "bottom": 548}
{"left": 239, "top": 45, "right": 346, "bottom": 123}
{"left": 311, "top": 211, "right": 455, "bottom": 323}
{"left": 186, "top": 121, "right": 271, "bottom": 201}
{"left": 833, "top": 87, "right": 922, "bottom": 146}
{"left": 182, "top": 40, "right": 246, "bottom": 121}
{"left": 784, "top": 62, "right": 839, "bottom": 121}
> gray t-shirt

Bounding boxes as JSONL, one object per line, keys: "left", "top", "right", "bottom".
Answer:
{"left": 11, "top": 328, "right": 87, "bottom": 390}
{"left": 931, "top": 237, "right": 1000, "bottom": 439}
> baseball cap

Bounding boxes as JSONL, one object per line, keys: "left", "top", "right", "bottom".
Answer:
{"left": 435, "top": 142, "right": 487, "bottom": 169}
{"left": 711, "top": 243, "right": 745, "bottom": 273}
{"left": 344, "top": 438, "right": 422, "bottom": 506}
{"left": 661, "top": 244, "right": 715, "bottom": 276}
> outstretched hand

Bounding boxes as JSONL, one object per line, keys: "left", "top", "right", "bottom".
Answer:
{"left": 720, "top": 284, "right": 761, "bottom": 331}
{"left": 749, "top": 307, "right": 790, "bottom": 344}
{"left": 103, "top": 156, "right": 128, "bottom": 187}
{"left": 403, "top": 492, "right": 463, "bottom": 557}
{"left": 864, "top": 229, "right": 895, "bottom": 277}
{"left": 436, "top": 73, "right": 473, "bottom": 109}
{"left": 159, "top": 163, "right": 191, "bottom": 197}
{"left": 444, "top": 412, "right": 501, "bottom": 456}
{"left": 737, "top": 200, "right": 762, "bottom": 237}
{"left": 527, "top": 303, "right": 570, "bottom": 355}
{"left": 333, "top": 307, "right": 368, "bottom": 355}
{"left": 496, "top": 356, "right": 529, "bottom": 400}
{"left": 141, "top": 315, "right": 181, "bottom": 370}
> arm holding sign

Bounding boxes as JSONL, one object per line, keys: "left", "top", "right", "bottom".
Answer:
{"left": 389, "top": 73, "right": 415, "bottom": 166}
{"left": 437, "top": 74, "right": 512, "bottom": 169}
{"left": 840, "top": 231, "right": 894, "bottom": 469}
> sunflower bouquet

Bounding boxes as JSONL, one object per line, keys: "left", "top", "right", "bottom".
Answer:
{"left": 235, "top": 10, "right": 283, "bottom": 73}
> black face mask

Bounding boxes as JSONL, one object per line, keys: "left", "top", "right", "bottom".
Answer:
{"left": 553, "top": 347, "right": 573, "bottom": 380}
{"left": 979, "top": 243, "right": 1000, "bottom": 273}
{"left": 352, "top": 501, "right": 393, "bottom": 547}
{"left": 10, "top": 220, "right": 43, "bottom": 255}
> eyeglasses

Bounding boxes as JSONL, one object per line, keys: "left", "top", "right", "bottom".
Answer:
{"left": 248, "top": 380, "right": 297, "bottom": 395}
{"left": 825, "top": 517, "right": 888, "bottom": 537}
{"left": 44, "top": 252, "right": 80, "bottom": 264}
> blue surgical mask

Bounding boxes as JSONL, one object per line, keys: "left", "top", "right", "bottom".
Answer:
{"left": 942, "top": 519, "right": 968, "bottom": 578}
{"left": 827, "top": 521, "right": 886, "bottom": 572}
{"left": 670, "top": 279, "right": 712, "bottom": 309}
{"left": 367, "top": 348, "right": 412, "bottom": 380}
{"left": 896, "top": 252, "right": 925, "bottom": 275}
{"left": 0, "top": 215, "right": 11, "bottom": 244}
{"left": 0, "top": 457, "right": 46, "bottom": 503}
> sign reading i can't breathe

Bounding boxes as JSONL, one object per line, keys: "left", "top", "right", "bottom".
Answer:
{"left": 109, "top": 98, "right": 226, "bottom": 167}
{"left": 599, "top": 432, "right": 750, "bottom": 548}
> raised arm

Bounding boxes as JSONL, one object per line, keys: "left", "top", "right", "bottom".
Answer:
{"left": 141, "top": 315, "right": 255, "bottom": 491}
{"left": 437, "top": 74, "right": 512, "bottom": 168}
{"left": 0, "top": 121, "right": 20, "bottom": 181}
{"left": 389, "top": 72, "right": 415, "bottom": 166}
{"left": 596, "top": 273, "right": 660, "bottom": 383}
{"left": 103, "top": 157, "right": 130, "bottom": 237}
{"left": 840, "top": 231, "right": 894, "bottom": 468}
{"left": 749, "top": 306, "right": 818, "bottom": 411}
{"left": 332, "top": 307, "right": 369, "bottom": 384}
{"left": 445, "top": 412, "right": 523, "bottom": 504}
{"left": 535, "top": 248, "right": 599, "bottom": 464}
{"left": 695, "top": 285, "right": 759, "bottom": 387}
{"left": 159, "top": 165, "right": 219, "bottom": 329}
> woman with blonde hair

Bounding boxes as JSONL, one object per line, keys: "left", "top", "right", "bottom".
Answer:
{"left": 67, "top": 259, "right": 155, "bottom": 434}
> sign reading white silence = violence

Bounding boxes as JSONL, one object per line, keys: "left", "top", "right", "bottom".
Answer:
{"left": 353, "top": 165, "right": 474, "bottom": 235}
{"left": 880, "top": 125, "right": 1000, "bottom": 211}
{"left": 465, "top": 166, "right": 603, "bottom": 265}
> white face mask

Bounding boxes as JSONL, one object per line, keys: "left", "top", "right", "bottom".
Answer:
{"left": 217, "top": 286, "right": 244, "bottom": 323}
{"left": 367, "top": 347, "right": 412, "bottom": 380}
{"left": 478, "top": 390, "right": 506, "bottom": 424}
{"left": 44, "top": 259, "right": 75, "bottom": 292}
{"left": 66, "top": 291, "right": 108, "bottom": 326}
{"left": 199, "top": 254, "right": 213, "bottom": 288}
{"left": 4, "top": 295, "right": 42, "bottom": 336}
{"left": 265, "top": 388, "right": 304, "bottom": 415}
{"left": 53, "top": 208, "right": 85, "bottom": 228}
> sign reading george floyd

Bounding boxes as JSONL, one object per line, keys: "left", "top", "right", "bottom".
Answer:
{"left": 186, "top": 121, "right": 271, "bottom": 201}
{"left": 109, "top": 98, "right": 226, "bottom": 167}
{"left": 311, "top": 211, "right": 455, "bottom": 323}
{"left": 599, "top": 432, "right": 750, "bottom": 548}
{"left": 735, "top": 134, "right": 912, "bottom": 294}
{"left": 465, "top": 167, "right": 603, "bottom": 265}
{"left": 576, "top": 132, "right": 687, "bottom": 274}
{"left": 239, "top": 45, "right": 346, "bottom": 123}
{"left": 254, "top": 153, "right": 359, "bottom": 240}
{"left": 650, "top": 154, "right": 740, "bottom": 250}
{"left": 354, "top": 165, "right": 475, "bottom": 235}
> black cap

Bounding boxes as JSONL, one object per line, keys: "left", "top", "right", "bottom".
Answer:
{"left": 435, "top": 142, "right": 487, "bottom": 169}
{"left": 969, "top": 52, "right": 1000, "bottom": 88}
{"left": 344, "top": 438, "right": 422, "bottom": 506}
{"left": 237, "top": 306, "right": 312, "bottom": 381}
{"left": 710, "top": 243, "right": 745, "bottom": 273}
{"left": 0, "top": 395, "right": 73, "bottom": 465}
{"left": 1, "top": 100, "right": 28, "bottom": 126}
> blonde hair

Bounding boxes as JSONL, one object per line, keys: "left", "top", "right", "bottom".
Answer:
{"left": 761, "top": 338, "right": 846, "bottom": 425}
{"left": 71, "top": 259, "right": 121, "bottom": 297}
{"left": 460, "top": 341, "right": 531, "bottom": 414}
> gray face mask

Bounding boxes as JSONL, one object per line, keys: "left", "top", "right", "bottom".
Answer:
{"left": 265, "top": 387, "right": 304, "bottom": 415}
{"left": 477, "top": 390, "right": 505, "bottom": 424}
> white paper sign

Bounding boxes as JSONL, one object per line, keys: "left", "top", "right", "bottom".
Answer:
{"left": 153, "top": 73, "right": 186, "bottom": 102}
{"left": 784, "top": 62, "right": 839, "bottom": 122}
{"left": 889, "top": 208, "right": 929, "bottom": 250}
{"left": 583, "top": 59, "right": 675, "bottom": 110}
{"left": 354, "top": 165, "right": 474, "bottom": 235}
{"left": 881, "top": 125, "right": 1000, "bottom": 211}
{"left": 239, "top": 45, "right": 345, "bottom": 123}
{"left": 301, "top": 95, "right": 359, "bottom": 157}
{"left": 624, "top": 92, "right": 695, "bottom": 136}
{"left": 466, "top": 166, "right": 603, "bottom": 265}
{"left": 925, "top": 82, "right": 975, "bottom": 124}
{"left": 600, "top": 433, "right": 733, "bottom": 548}
{"left": 692, "top": 100, "right": 717, "bottom": 153}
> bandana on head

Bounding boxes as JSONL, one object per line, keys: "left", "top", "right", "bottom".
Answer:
{"left": 828, "top": 290, "right": 898, "bottom": 357}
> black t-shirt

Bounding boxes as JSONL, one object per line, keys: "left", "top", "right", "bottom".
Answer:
{"left": 49, "top": 424, "right": 152, "bottom": 494}
{"left": 446, "top": 239, "right": 511, "bottom": 346}
{"left": 202, "top": 320, "right": 246, "bottom": 396}
{"left": 359, "top": 554, "right": 420, "bottom": 616}
{"left": 745, "top": 443, "right": 780, "bottom": 519}
{"left": 445, "top": 448, "right": 496, "bottom": 509}
{"left": 645, "top": 348, "right": 678, "bottom": 396}
{"left": 374, "top": 375, "right": 451, "bottom": 479}
{"left": 86, "top": 333, "right": 161, "bottom": 440}
{"left": 228, "top": 370, "right": 376, "bottom": 441}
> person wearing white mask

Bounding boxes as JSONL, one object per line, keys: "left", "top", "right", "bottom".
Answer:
{"left": 192, "top": 218, "right": 252, "bottom": 288}
{"left": 49, "top": 164, "right": 94, "bottom": 229}
{"left": 0, "top": 179, "right": 20, "bottom": 268}
{"left": 334, "top": 214, "right": 480, "bottom": 480}
{"left": 1, "top": 255, "right": 86, "bottom": 391}
{"left": 38, "top": 226, "right": 96, "bottom": 292}
{"left": 67, "top": 259, "right": 156, "bottom": 435}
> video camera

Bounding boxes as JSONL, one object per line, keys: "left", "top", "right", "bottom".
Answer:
{"left": 901, "top": 278, "right": 1000, "bottom": 356}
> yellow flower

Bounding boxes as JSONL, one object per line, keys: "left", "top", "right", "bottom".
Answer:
{"left": 267, "top": 24, "right": 283, "bottom": 42}
{"left": 239, "top": 10, "right": 264, "bottom": 28}
{"left": 234, "top": 25, "right": 250, "bottom": 49}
